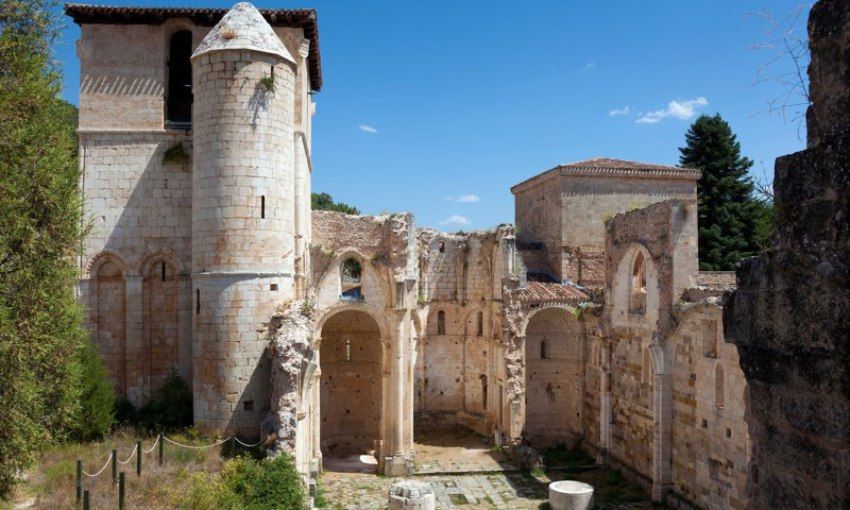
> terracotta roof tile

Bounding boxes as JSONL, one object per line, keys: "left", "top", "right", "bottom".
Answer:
{"left": 510, "top": 157, "right": 700, "bottom": 193}
{"left": 516, "top": 281, "right": 590, "bottom": 304}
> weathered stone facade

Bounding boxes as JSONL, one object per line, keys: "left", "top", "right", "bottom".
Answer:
{"left": 69, "top": 3, "right": 770, "bottom": 508}
{"left": 724, "top": 1, "right": 850, "bottom": 508}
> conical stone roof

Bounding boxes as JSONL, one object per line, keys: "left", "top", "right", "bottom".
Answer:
{"left": 191, "top": 2, "right": 295, "bottom": 64}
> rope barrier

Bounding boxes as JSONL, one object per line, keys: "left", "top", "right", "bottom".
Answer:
{"left": 143, "top": 435, "right": 160, "bottom": 454}
{"left": 234, "top": 437, "right": 263, "bottom": 448}
{"left": 163, "top": 436, "right": 232, "bottom": 449}
{"left": 117, "top": 444, "right": 138, "bottom": 465}
{"left": 82, "top": 452, "right": 113, "bottom": 478}
{"left": 78, "top": 433, "right": 262, "bottom": 481}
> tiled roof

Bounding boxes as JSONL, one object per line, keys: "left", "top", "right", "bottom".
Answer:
{"left": 516, "top": 281, "right": 590, "bottom": 304}
{"left": 560, "top": 157, "right": 688, "bottom": 172}
{"left": 64, "top": 3, "right": 322, "bottom": 90}
{"left": 511, "top": 157, "right": 700, "bottom": 193}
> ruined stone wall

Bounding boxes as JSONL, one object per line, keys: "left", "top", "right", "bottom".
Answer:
{"left": 670, "top": 304, "right": 748, "bottom": 510}
{"left": 599, "top": 200, "right": 750, "bottom": 506}
{"left": 416, "top": 230, "right": 507, "bottom": 435}
{"left": 524, "top": 308, "right": 584, "bottom": 447}
{"left": 725, "top": 1, "right": 850, "bottom": 508}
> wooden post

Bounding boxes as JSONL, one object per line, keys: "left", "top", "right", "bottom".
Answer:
{"left": 136, "top": 440, "right": 142, "bottom": 476}
{"left": 76, "top": 459, "right": 82, "bottom": 502}
{"left": 118, "top": 472, "right": 125, "bottom": 510}
{"left": 111, "top": 448, "right": 117, "bottom": 484}
{"left": 83, "top": 490, "right": 90, "bottom": 510}
{"left": 158, "top": 434, "right": 164, "bottom": 466}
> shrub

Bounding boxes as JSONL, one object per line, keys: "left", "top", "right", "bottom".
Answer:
{"left": 178, "top": 454, "right": 307, "bottom": 509}
{"left": 71, "top": 340, "right": 115, "bottom": 441}
{"left": 138, "top": 371, "right": 193, "bottom": 431}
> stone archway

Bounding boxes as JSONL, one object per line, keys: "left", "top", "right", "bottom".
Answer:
{"left": 319, "top": 310, "right": 385, "bottom": 461}
{"left": 523, "top": 307, "right": 583, "bottom": 448}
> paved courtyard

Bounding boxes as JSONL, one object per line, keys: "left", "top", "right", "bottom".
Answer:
{"left": 320, "top": 427, "right": 656, "bottom": 509}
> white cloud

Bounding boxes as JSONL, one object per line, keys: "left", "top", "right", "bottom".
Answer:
{"left": 583, "top": 62, "right": 596, "bottom": 71}
{"left": 358, "top": 124, "right": 378, "bottom": 133}
{"left": 608, "top": 106, "right": 631, "bottom": 116}
{"left": 636, "top": 97, "right": 708, "bottom": 124}
{"left": 443, "top": 194, "right": 480, "bottom": 203}
{"left": 439, "top": 215, "right": 471, "bottom": 227}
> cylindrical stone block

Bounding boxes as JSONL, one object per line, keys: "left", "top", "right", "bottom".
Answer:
{"left": 548, "top": 480, "right": 594, "bottom": 510}
{"left": 388, "top": 480, "right": 436, "bottom": 510}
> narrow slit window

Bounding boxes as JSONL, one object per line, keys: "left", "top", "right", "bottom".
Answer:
{"left": 437, "top": 310, "right": 446, "bottom": 335}
{"left": 540, "top": 338, "right": 548, "bottom": 359}
{"left": 195, "top": 289, "right": 200, "bottom": 314}
{"left": 161, "top": 260, "right": 167, "bottom": 282}
{"left": 481, "top": 375, "right": 488, "bottom": 410}
{"left": 261, "top": 195, "right": 266, "bottom": 219}
{"left": 477, "top": 311, "right": 484, "bottom": 337}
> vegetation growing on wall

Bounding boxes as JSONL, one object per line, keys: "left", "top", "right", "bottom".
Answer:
{"left": 311, "top": 192, "right": 360, "bottom": 215}
{"left": 679, "top": 114, "right": 773, "bottom": 270}
{"left": 0, "top": 0, "right": 113, "bottom": 497}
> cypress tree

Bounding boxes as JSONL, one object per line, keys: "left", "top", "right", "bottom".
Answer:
{"left": 679, "top": 114, "right": 768, "bottom": 270}
{"left": 0, "top": 0, "right": 112, "bottom": 496}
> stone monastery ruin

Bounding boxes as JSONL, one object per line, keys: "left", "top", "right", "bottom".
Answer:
{"left": 66, "top": 2, "right": 850, "bottom": 509}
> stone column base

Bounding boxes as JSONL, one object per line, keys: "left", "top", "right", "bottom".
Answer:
{"left": 383, "top": 455, "right": 413, "bottom": 476}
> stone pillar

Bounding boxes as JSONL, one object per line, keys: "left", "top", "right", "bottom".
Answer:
{"left": 385, "top": 309, "right": 412, "bottom": 476}
{"left": 651, "top": 370, "right": 672, "bottom": 502}
{"left": 124, "top": 274, "right": 144, "bottom": 405}
{"left": 504, "top": 333, "right": 526, "bottom": 442}
{"left": 598, "top": 342, "right": 612, "bottom": 463}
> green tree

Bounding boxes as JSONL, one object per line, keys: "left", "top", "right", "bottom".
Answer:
{"left": 311, "top": 192, "right": 360, "bottom": 215}
{"left": 679, "top": 114, "right": 772, "bottom": 270}
{"left": 0, "top": 0, "right": 110, "bottom": 496}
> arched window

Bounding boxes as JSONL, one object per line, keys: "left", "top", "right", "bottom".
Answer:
{"left": 166, "top": 30, "right": 193, "bottom": 125}
{"left": 480, "top": 374, "right": 488, "bottom": 410}
{"left": 540, "top": 337, "right": 548, "bottom": 359}
{"left": 437, "top": 310, "right": 446, "bottom": 335}
{"left": 715, "top": 364, "right": 725, "bottom": 409}
{"left": 630, "top": 251, "right": 647, "bottom": 314}
{"left": 438, "top": 242, "right": 445, "bottom": 254}
{"left": 340, "top": 258, "right": 363, "bottom": 300}
{"left": 476, "top": 311, "right": 484, "bottom": 337}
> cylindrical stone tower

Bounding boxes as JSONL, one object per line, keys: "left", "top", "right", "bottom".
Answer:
{"left": 190, "top": 2, "right": 297, "bottom": 435}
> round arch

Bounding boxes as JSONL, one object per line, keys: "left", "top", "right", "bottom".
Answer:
{"left": 519, "top": 304, "right": 577, "bottom": 338}
{"left": 317, "top": 308, "right": 386, "bottom": 462}
{"left": 86, "top": 251, "right": 128, "bottom": 279}
{"left": 522, "top": 306, "right": 583, "bottom": 448}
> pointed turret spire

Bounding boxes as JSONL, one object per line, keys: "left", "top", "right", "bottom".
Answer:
{"left": 191, "top": 2, "right": 295, "bottom": 64}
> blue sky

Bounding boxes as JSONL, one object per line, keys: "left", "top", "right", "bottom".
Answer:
{"left": 55, "top": 0, "right": 811, "bottom": 230}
